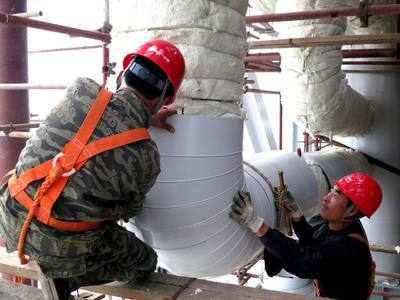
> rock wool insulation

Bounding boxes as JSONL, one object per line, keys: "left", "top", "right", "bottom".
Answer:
{"left": 110, "top": 0, "right": 249, "bottom": 118}
{"left": 250, "top": 0, "right": 374, "bottom": 137}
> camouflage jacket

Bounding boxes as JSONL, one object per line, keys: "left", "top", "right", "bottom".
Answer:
{"left": 7, "top": 77, "right": 160, "bottom": 223}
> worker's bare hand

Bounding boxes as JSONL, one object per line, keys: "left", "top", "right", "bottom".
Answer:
{"left": 151, "top": 106, "right": 177, "bottom": 133}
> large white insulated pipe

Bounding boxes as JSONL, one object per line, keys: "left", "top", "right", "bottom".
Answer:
{"left": 249, "top": 0, "right": 374, "bottom": 137}
{"left": 127, "top": 114, "right": 319, "bottom": 278}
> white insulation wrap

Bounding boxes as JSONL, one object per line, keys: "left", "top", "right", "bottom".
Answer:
{"left": 110, "top": 0, "right": 248, "bottom": 118}
{"left": 272, "top": 0, "right": 373, "bottom": 137}
{"left": 127, "top": 115, "right": 319, "bottom": 278}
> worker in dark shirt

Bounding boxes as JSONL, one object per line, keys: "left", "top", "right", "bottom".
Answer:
{"left": 230, "top": 173, "right": 382, "bottom": 300}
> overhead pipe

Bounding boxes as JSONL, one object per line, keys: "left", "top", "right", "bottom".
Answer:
{"left": 0, "top": 123, "right": 40, "bottom": 133}
{"left": 12, "top": 11, "right": 43, "bottom": 18}
{"left": 248, "top": 33, "right": 400, "bottom": 49}
{"left": 0, "top": 12, "right": 111, "bottom": 43}
{"left": 245, "top": 4, "right": 400, "bottom": 24}
{"left": 342, "top": 60, "right": 400, "bottom": 65}
{"left": 0, "top": 84, "right": 66, "bottom": 90}
{"left": 376, "top": 271, "right": 400, "bottom": 280}
{"left": 0, "top": 131, "right": 33, "bottom": 139}
{"left": 342, "top": 48, "right": 396, "bottom": 58}
{"left": 0, "top": 0, "right": 30, "bottom": 178}
{"left": 245, "top": 49, "right": 396, "bottom": 63}
{"left": 243, "top": 87, "right": 281, "bottom": 95}
{"left": 29, "top": 45, "right": 102, "bottom": 54}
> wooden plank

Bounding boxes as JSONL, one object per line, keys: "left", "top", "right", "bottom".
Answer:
{"left": 0, "top": 249, "right": 38, "bottom": 280}
{"left": 82, "top": 273, "right": 194, "bottom": 300}
{"left": 249, "top": 33, "right": 400, "bottom": 49}
{"left": 179, "top": 278, "right": 323, "bottom": 300}
{"left": 0, "top": 250, "right": 327, "bottom": 299}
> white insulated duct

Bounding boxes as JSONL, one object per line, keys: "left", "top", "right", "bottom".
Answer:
{"left": 110, "top": 0, "right": 248, "bottom": 118}
{"left": 127, "top": 114, "right": 320, "bottom": 278}
{"left": 250, "top": 0, "right": 374, "bottom": 137}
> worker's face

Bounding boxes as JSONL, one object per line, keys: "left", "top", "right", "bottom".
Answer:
{"left": 320, "top": 186, "right": 351, "bottom": 221}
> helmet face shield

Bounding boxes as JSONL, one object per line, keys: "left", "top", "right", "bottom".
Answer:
{"left": 122, "top": 40, "right": 185, "bottom": 105}
{"left": 127, "top": 61, "right": 168, "bottom": 94}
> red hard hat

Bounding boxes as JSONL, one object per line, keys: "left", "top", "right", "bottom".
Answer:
{"left": 334, "top": 173, "right": 382, "bottom": 218}
{"left": 122, "top": 40, "right": 185, "bottom": 105}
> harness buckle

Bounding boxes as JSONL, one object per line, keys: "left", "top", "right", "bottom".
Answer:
{"left": 52, "top": 153, "right": 76, "bottom": 177}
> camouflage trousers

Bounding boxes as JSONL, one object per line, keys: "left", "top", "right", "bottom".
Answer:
{"left": 0, "top": 186, "right": 157, "bottom": 291}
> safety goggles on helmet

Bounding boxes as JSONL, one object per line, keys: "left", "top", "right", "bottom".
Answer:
{"left": 126, "top": 61, "right": 169, "bottom": 95}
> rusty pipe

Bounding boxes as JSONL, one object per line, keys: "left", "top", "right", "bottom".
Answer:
{"left": 0, "top": 12, "right": 110, "bottom": 43}
{"left": 245, "top": 4, "right": 400, "bottom": 24}
{"left": 29, "top": 45, "right": 102, "bottom": 54}
{"left": 0, "top": 84, "right": 66, "bottom": 90}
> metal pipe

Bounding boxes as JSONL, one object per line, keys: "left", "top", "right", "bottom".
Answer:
{"left": 0, "top": 0, "right": 30, "bottom": 179}
{"left": 0, "top": 12, "right": 111, "bottom": 43}
{"left": 103, "top": 43, "right": 110, "bottom": 86}
{"left": 0, "top": 131, "right": 32, "bottom": 139}
{"left": 249, "top": 33, "right": 400, "bottom": 49}
{"left": 246, "top": 49, "right": 395, "bottom": 63}
{"left": 376, "top": 271, "right": 400, "bottom": 280}
{"left": 245, "top": 4, "right": 400, "bottom": 24}
{"left": 13, "top": 11, "right": 43, "bottom": 18}
{"left": 370, "top": 243, "right": 400, "bottom": 255}
{"left": 29, "top": 45, "right": 102, "bottom": 54}
{"left": 244, "top": 87, "right": 281, "bottom": 95}
{"left": 342, "top": 48, "right": 396, "bottom": 58}
{"left": 102, "top": 0, "right": 111, "bottom": 86}
{"left": 397, "top": 12, "right": 400, "bottom": 59}
{"left": 0, "top": 123, "right": 40, "bottom": 132}
{"left": 244, "top": 56, "right": 281, "bottom": 64}
{"left": 246, "top": 52, "right": 281, "bottom": 61}
{"left": 279, "top": 96, "right": 283, "bottom": 150}
{"left": 372, "top": 290, "right": 400, "bottom": 298}
{"left": 343, "top": 60, "right": 400, "bottom": 65}
{"left": 0, "top": 84, "right": 66, "bottom": 90}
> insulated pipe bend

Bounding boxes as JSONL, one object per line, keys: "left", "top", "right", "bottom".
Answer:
{"left": 128, "top": 115, "right": 319, "bottom": 278}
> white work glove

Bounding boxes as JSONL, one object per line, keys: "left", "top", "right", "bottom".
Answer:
{"left": 229, "top": 191, "right": 264, "bottom": 233}
{"left": 283, "top": 191, "right": 303, "bottom": 219}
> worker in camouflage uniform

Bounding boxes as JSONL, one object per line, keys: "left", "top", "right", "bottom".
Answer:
{"left": 0, "top": 39, "right": 185, "bottom": 300}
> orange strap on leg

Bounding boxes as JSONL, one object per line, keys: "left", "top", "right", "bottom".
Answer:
{"left": 17, "top": 167, "right": 64, "bottom": 264}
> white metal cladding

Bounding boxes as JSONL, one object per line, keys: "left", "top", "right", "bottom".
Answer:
{"left": 127, "top": 115, "right": 319, "bottom": 278}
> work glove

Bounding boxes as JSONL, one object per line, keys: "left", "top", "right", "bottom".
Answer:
{"left": 229, "top": 191, "right": 264, "bottom": 233}
{"left": 283, "top": 191, "right": 303, "bottom": 219}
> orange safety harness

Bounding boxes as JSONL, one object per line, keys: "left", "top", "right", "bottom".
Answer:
{"left": 7, "top": 88, "right": 151, "bottom": 265}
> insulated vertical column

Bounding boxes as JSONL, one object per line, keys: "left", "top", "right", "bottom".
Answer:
{"left": 0, "top": 0, "right": 30, "bottom": 177}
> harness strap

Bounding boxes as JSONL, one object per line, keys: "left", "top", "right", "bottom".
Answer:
{"left": 7, "top": 88, "right": 151, "bottom": 264}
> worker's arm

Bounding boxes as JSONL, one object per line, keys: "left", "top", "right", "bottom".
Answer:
{"left": 230, "top": 191, "right": 328, "bottom": 279}
{"left": 257, "top": 221, "right": 358, "bottom": 280}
